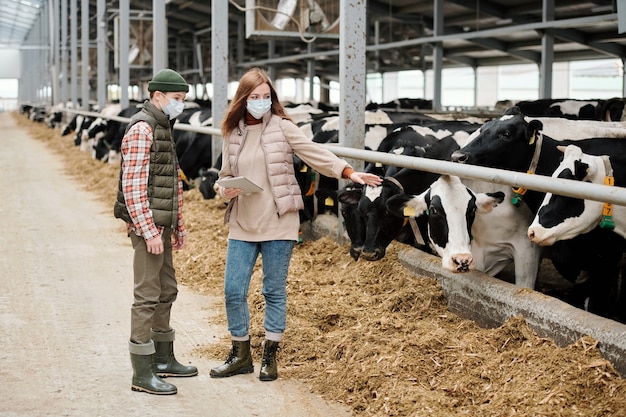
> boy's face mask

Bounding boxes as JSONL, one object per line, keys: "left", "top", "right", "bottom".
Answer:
{"left": 160, "top": 93, "right": 185, "bottom": 119}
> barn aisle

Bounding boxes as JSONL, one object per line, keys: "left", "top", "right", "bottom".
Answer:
{"left": 0, "top": 112, "right": 349, "bottom": 417}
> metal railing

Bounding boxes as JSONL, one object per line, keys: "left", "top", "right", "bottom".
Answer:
{"left": 64, "top": 108, "right": 626, "bottom": 206}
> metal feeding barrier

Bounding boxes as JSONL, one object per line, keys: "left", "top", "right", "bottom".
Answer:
{"left": 65, "top": 108, "right": 626, "bottom": 206}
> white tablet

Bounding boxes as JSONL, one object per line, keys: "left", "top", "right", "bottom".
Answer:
{"left": 216, "top": 176, "right": 264, "bottom": 194}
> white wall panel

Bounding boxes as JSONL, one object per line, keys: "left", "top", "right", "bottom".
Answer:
{"left": 0, "top": 50, "right": 20, "bottom": 78}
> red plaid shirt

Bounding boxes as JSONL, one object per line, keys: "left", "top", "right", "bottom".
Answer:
{"left": 120, "top": 121, "right": 186, "bottom": 240}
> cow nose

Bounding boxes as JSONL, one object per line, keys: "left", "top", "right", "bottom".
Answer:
{"left": 452, "top": 253, "right": 473, "bottom": 272}
{"left": 361, "top": 248, "right": 384, "bottom": 261}
{"left": 450, "top": 151, "right": 467, "bottom": 163}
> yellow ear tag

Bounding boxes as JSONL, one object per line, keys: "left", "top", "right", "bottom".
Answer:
{"left": 403, "top": 206, "right": 416, "bottom": 217}
{"left": 325, "top": 197, "right": 335, "bottom": 207}
{"left": 528, "top": 131, "right": 536, "bottom": 145}
{"left": 375, "top": 162, "right": 383, "bottom": 167}
{"left": 300, "top": 165, "right": 308, "bottom": 172}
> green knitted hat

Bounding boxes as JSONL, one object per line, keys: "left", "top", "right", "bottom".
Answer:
{"left": 148, "top": 69, "right": 189, "bottom": 92}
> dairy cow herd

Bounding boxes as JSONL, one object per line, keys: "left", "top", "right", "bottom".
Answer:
{"left": 23, "top": 97, "right": 626, "bottom": 323}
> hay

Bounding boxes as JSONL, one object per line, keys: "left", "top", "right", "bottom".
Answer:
{"left": 19, "top": 113, "right": 626, "bottom": 417}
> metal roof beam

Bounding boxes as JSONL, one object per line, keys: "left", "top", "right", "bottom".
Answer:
{"left": 445, "top": 54, "right": 477, "bottom": 67}
{"left": 471, "top": 37, "right": 541, "bottom": 63}
{"left": 446, "top": 0, "right": 508, "bottom": 19}
{"left": 549, "top": 27, "right": 626, "bottom": 58}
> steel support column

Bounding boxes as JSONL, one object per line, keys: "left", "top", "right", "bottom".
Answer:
{"left": 60, "top": 0, "right": 68, "bottom": 106}
{"left": 119, "top": 0, "right": 129, "bottom": 108}
{"left": 339, "top": 0, "right": 366, "bottom": 164}
{"left": 96, "top": 0, "right": 106, "bottom": 107}
{"left": 211, "top": 0, "right": 228, "bottom": 165}
{"left": 307, "top": 42, "right": 315, "bottom": 102}
{"left": 432, "top": 0, "right": 444, "bottom": 111}
{"left": 50, "top": 0, "right": 60, "bottom": 105}
{"left": 81, "top": 0, "right": 89, "bottom": 109}
{"left": 70, "top": 0, "right": 78, "bottom": 108}
{"left": 540, "top": 0, "right": 555, "bottom": 98}
{"left": 152, "top": 0, "right": 167, "bottom": 73}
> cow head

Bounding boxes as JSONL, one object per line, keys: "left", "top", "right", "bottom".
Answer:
{"left": 354, "top": 178, "right": 409, "bottom": 261}
{"left": 387, "top": 175, "right": 504, "bottom": 273}
{"left": 527, "top": 145, "right": 608, "bottom": 246}
{"left": 198, "top": 167, "right": 220, "bottom": 199}
{"left": 314, "top": 188, "right": 339, "bottom": 216}
{"left": 337, "top": 183, "right": 366, "bottom": 260}
{"left": 451, "top": 106, "right": 544, "bottom": 172}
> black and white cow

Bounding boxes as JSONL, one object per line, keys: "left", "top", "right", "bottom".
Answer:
{"left": 526, "top": 144, "right": 626, "bottom": 320}
{"left": 516, "top": 98, "right": 605, "bottom": 120}
{"left": 309, "top": 109, "right": 437, "bottom": 148}
{"left": 386, "top": 175, "right": 505, "bottom": 273}
{"left": 173, "top": 106, "right": 213, "bottom": 187}
{"left": 337, "top": 132, "right": 459, "bottom": 261}
{"left": 62, "top": 113, "right": 95, "bottom": 147}
{"left": 451, "top": 106, "right": 626, "bottom": 302}
{"left": 451, "top": 106, "right": 626, "bottom": 214}
{"left": 81, "top": 103, "right": 123, "bottom": 154}
{"left": 528, "top": 145, "right": 626, "bottom": 245}
{"left": 91, "top": 104, "right": 143, "bottom": 162}
{"left": 599, "top": 97, "right": 626, "bottom": 122}
{"left": 373, "top": 156, "right": 543, "bottom": 287}
{"left": 365, "top": 98, "right": 433, "bottom": 111}
{"left": 334, "top": 116, "right": 484, "bottom": 263}
{"left": 198, "top": 153, "right": 222, "bottom": 200}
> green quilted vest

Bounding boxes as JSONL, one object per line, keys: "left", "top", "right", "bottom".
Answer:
{"left": 113, "top": 101, "right": 179, "bottom": 229}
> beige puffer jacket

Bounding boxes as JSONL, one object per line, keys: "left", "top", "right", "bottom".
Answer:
{"left": 223, "top": 114, "right": 304, "bottom": 222}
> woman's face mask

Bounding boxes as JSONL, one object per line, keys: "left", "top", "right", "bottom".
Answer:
{"left": 160, "top": 93, "right": 185, "bottom": 119}
{"left": 246, "top": 98, "right": 272, "bottom": 119}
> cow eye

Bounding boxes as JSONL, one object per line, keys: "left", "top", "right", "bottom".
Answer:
{"left": 429, "top": 205, "right": 438, "bottom": 215}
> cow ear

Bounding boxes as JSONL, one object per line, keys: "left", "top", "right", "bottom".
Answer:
{"left": 407, "top": 190, "right": 429, "bottom": 215}
{"left": 476, "top": 191, "right": 505, "bottom": 213}
{"left": 504, "top": 106, "right": 520, "bottom": 116}
{"left": 386, "top": 194, "right": 412, "bottom": 218}
{"left": 573, "top": 160, "right": 590, "bottom": 180}
{"left": 337, "top": 186, "right": 362, "bottom": 205}
{"left": 528, "top": 120, "right": 543, "bottom": 145}
{"left": 387, "top": 191, "right": 428, "bottom": 218}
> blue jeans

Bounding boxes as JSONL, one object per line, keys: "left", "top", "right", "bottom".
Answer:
{"left": 224, "top": 239, "right": 295, "bottom": 338}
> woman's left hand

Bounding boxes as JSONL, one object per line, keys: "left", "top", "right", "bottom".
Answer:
{"left": 349, "top": 172, "right": 383, "bottom": 187}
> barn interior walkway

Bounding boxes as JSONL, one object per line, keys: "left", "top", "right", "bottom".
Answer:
{"left": 0, "top": 111, "right": 349, "bottom": 417}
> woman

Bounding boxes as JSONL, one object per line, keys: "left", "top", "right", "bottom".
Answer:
{"left": 209, "top": 68, "right": 381, "bottom": 381}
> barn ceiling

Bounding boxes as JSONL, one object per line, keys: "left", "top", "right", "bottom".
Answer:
{"left": 0, "top": 0, "right": 45, "bottom": 47}
{"left": 2, "top": 0, "right": 624, "bottom": 85}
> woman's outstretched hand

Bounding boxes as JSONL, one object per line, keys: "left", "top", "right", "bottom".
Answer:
{"left": 349, "top": 172, "right": 383, "bottom": 187}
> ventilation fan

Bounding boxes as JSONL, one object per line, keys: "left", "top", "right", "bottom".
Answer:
{"left": 245, "top": 0, "right": 340, "bottom": 39}
{"left": 114, "top": 16, "right": 153, "bottom": 68}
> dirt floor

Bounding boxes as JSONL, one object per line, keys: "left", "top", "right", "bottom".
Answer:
{"left": 9, "top": 112, "right": 626, "bottom": 416}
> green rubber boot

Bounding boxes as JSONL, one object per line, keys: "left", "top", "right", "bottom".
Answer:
{"left": 129, "top": 341, "right": 177, "bottom": 395}
{"left": 152, "top": 330, "right": 198, "bottom": 377}
{"left": 209, "top": 340, "right": 254, "bottom": 378}
{"left": 259, "top": 340, "right": 280, "bottom": 381}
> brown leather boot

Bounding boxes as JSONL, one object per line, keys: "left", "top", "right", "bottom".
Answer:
{"left": 209, "top": 340, "right": 254, "bottom": 378}
{"left": 259, "top": 340, "right": 279, "bottom": 381}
